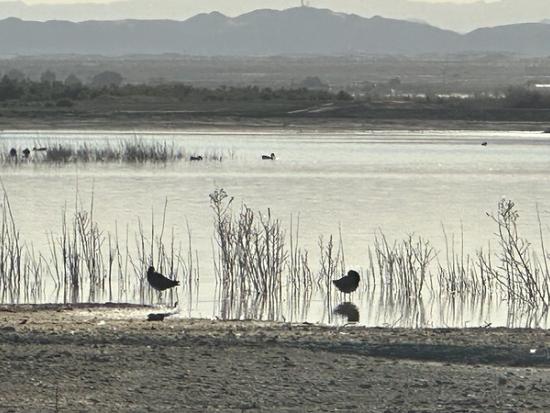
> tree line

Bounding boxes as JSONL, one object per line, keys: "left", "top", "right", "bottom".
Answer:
{"left": 0, "top": 70, "right": 353, "bottom": 105}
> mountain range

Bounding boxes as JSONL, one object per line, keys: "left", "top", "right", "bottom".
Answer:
{"left": 1, "top": 7, "right": 550, "bottom": 56}
{"left": 1, "top": 0, "right": 550, "bottom": 32}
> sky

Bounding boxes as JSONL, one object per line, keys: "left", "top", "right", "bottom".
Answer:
{"left": 41, "top": 0, "right": 490, "bottom": 3}
{"left": 3, "top": 0, "right": 498, "bottom": 3}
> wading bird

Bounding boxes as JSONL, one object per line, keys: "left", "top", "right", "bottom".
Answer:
{"left": 333, "top": 270, "right": 360, "bottom": 294}
{"left": 262, "top": 153, "right": 276, "bottom": 160}
{"left": 147, "top": 266, "right": 180, "bottom": 291}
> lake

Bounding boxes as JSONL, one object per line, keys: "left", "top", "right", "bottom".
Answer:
{"left": 1, "top": 129, "right": 549, "bottom": 327}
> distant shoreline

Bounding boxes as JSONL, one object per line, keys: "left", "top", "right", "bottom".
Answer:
{"left": 1, "top": 115, "right": 549, "bottom": 133}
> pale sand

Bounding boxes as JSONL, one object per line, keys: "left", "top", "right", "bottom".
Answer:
{"left": 0, "top": 305, "right": 549, "bottom": 412}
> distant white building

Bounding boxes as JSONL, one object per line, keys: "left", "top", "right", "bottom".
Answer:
{"left": 528, "top": 83, "right": 550, "bottom": 94}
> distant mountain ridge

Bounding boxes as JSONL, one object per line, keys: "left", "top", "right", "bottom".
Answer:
{"left": 1, "top": 0, "right": 550, "bottom": 32}
{"left": 1, "top": 8, "right": 550, "bottom": 56}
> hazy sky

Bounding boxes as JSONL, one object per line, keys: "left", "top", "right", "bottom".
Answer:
{"left": 6, "top": 0, "right": 498, "bottom": 3}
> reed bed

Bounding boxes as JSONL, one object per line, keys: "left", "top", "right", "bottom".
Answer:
{"left": 0, "top": 189, "right": 45, "bottom": 304}
{"left": 210, "top": 191, "right": 550, "bottom": 325}
{"left": 0, "top": 187, "right": 197, "bottom": 307}
{"left": 0, "top": 140, "right": 230, "bottom": 164}
{"left": 211, "top": 189, "right": 288, "bottom": 321}
{"left": 0, "top": 183, "right": 549, "bottom": 327}
{"left": 286, "top": 215, "right": 314, "bottom": 322}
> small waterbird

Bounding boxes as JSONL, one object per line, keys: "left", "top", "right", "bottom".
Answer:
{"left": 33, "top": 147, "right": 47, "bottom": 151}
{"left": 481, "top": 142, "right": 488, "bottom": 146}
{"left": 9, "top": 148, "right": 17, "bottom": 158}
{"left": 190, "top": 155, "right": 203, "bottom": 161}
{"left": 147, "top": 266, "right": 180, "bottom": 291}
{"left": 262, "top": 153, "right": 276, "bottom": 160}
{"left": 22, "top": 148, "right": 30, "bottom": 159}
{"left": 333, "top": 270, "right": 360, "bottom": 294}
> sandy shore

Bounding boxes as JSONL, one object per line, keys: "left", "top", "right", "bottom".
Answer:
{"left": 0, "top": 304, "right": 549, "bottom": 412}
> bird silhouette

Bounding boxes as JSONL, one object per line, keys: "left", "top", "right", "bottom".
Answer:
{"left": 262, "top": 153, "right": 276, "bottom": 160}
{"left": 481, "top": 142, "right": 488, "bottom": 146}
{"left": 190, "top": 155, "right": 203, "bottom": 161}
{"left": 147, "top": 266, "right": 180, "bottom": 291}
{"left": 333, "top": 270, "right": 360, "bottom": 294}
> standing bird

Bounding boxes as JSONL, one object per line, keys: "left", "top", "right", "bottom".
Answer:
{"left": 262, "top": 153, "right": 276, "bottom": 160}
{"left": 147, "top": 266, "right": 180, "bottom": 291}
{"left": 333, "top": 270, "right": 360, "bottom": 294}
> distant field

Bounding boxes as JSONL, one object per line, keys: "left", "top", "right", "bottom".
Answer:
{"left": 2, "top": 54, "right": 550, "bottom": 92}
{"left": 2, "top": 96, "right": 550, "bottom": 131}
{"left": 1, "top": 70, "right": 550, "bottom": 130}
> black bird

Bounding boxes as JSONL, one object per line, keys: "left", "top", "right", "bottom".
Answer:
{"left": 481, "top": 142, "right": 488, "bottom": 146}
{"left": 190, "top": 155, "right": 203, "bottom": 161}
{"left": 33, "top": 147, "right": 47, "bottom": 152}
{"left": 262, "top": 153, "right": 276, "bottom": 160}
{"left": 147, "top": 266, "right": 180, "bottom": 291}
{"left": 147, "top": 312, "right": 177, "bottom": 321}
{"left": 333, "top": 270, "right": 360, "bottom": 294}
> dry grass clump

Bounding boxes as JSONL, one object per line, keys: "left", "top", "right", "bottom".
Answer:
{"left": 0, "top": 140, "right": 230, "bottom": 164}
{"left": 211, "top": 189, "right": 288, "bottom": 320}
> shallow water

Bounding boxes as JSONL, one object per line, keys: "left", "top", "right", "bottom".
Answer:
{"left": 1, "top": 129, "right": 550, "bottom": 327}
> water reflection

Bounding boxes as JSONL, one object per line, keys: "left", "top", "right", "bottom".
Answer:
{"left": 1, "top": 130, "right": 550, "bottom": 328}
{"left": 334, "top": 302, "right": 360, "bottom": 323}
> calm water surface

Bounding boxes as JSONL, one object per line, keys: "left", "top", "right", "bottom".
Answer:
{"left": 1, "top": 129, "right": 549, "bottom": 327}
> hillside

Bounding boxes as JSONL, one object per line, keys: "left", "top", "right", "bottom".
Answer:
{"left": 0, "top": 8, "right": 549, "bottom": 56}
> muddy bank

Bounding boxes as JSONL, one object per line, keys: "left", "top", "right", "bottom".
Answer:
{"left": 0, "top": 305, "right": 549, "bottom": 412}
{"left": 0, "top": 113, "right": 549, "bottom": 132}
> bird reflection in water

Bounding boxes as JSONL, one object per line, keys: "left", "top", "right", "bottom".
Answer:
{"left": 333, "top": 302, "right": 360, "bottom": 323}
